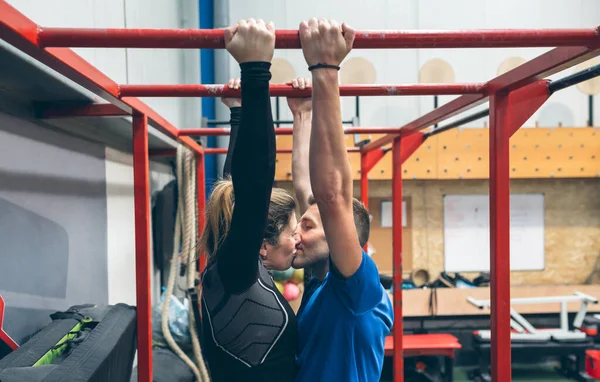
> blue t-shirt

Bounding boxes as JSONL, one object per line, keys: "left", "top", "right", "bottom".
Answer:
{"left": 295, "top": 251, "right": 394, "bottom": 382}
{"left": 297, "top": 276, "right": 323, "bottom": 317}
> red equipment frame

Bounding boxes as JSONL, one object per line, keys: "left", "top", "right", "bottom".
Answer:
{"left": 0, "top": 2, "right": 598, "bottom": 381}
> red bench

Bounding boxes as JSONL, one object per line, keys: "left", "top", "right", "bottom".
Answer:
{"left": 385, "top": 334, "right": 461, "bottom": 381}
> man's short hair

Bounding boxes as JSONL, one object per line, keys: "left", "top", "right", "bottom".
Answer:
{"left": 308, "top": 195, "right": 370, "bottom": 247}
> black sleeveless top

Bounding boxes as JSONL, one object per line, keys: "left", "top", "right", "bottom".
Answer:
{"left": 200, "top": 62, "right": 298, "bottom": 382}
{"left": 202, "top": 261, "right": 297, "bottom": 381}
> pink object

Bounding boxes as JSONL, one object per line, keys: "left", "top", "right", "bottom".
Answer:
{"left": 283, "top": 283, "right": 300, "bottom": 301}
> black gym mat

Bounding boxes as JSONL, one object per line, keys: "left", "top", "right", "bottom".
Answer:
{"left": 0, "top": 303, "right": 137, "bottom": 382}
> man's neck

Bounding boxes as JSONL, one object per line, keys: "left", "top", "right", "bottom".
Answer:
{"left": 312, "top": 259, "right": 329, "bottom": 281}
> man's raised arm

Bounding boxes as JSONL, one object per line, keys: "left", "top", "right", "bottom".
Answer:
{"left": 288, "top": 77, "right": 313, "bottom": 214}
{"left": 299, "top": 18, "right": 361, "bottom": 278}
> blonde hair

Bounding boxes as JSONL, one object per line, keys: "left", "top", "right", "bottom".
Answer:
{"left": 199, "top": 179, "right": 296, "bottom": 264}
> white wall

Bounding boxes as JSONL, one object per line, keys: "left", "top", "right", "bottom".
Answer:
{"left": 105, "top": 147, "right": 174, "bottom": 306}
{"left": 7, "top": 0, "right": 200, "bottom": 305}
{"left": 7, "top": 0, "right": 201, "bottom": 129}
{"left": 228, "top": 0, "right": 600, "bottom": 128}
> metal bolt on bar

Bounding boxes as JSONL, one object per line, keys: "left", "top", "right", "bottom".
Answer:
{"left": 118, "top": 83, "right": 486, "bottom": 98}
{"left": 38, "top": 27, "right": 600, "bottom": 49}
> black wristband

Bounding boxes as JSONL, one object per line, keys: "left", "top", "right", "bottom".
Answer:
{"left": 308, "top": 63, "right": 340, "bottom": 71}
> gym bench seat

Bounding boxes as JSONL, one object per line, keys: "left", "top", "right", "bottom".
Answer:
{"left": 385, "top": 333, "right": 462, "bottom": 382}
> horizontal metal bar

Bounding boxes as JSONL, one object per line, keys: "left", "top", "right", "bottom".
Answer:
{"left": 207, "top": 147, "right": 360, "bottom": 154}
{"left": 487, "top": 43, "right": 600, "bottom": 94}
{"left": 423, "top": 63, "right": 600, "bottom": 138}
{"left": 179, "top": 127, "right": 402, "bottom": 136}
{"left": 467, "top": 297, "right": 485, "bottom": 309}
{"left": 549, "top": 62, "right": 600, "bottom": 93}
{"left": 424, "top": 109, "right": 490, "bottom": 138}
{"left": 207, "top": 119, "right": 355, "bottom": 125}
{"left": 151, "top": 146, "right": 361, "bottom": 156}
{"left": 468, "top": 293, "right": 598, "bottom": 308}
{"left": 37, "top": 103, "right": 129, "bottom": 118}
{"left": 574, "top": 291, "right": 599, "bottom": 303}
{"left": 38, "top": 27, "right": 600, "bottom": 49}
{"left": 118, "top": 83, "right": 485, "bottom": 98}
{"left": 362, "top": 94, "right": 487, "bottom": 152}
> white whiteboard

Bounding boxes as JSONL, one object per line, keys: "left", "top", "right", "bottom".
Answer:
{"left": 443, "top": 194, "right": 545, "bottom": 272}
{"left": 380, "top": 200, "right": 407, "bottom": 228}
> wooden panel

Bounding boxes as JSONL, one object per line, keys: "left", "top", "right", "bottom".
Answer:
{"left": 511, "top": 128, "right": 600, "bottom": 178}
{"left": 274, "top": 134, "right": 361, "bottom": 180}
{"left": 369, "top": 197, "right": 413, "bottom": 273}
{"left": 398, "top": 284, "right": 600, "bottom": 317}
{"left": 436, "top": 129, "right": 489, "bottom": 179}
{"left": 275, "top": 127, "right": 600, "bottom": 181}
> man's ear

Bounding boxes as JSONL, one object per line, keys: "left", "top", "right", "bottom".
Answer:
{"left": 259, "top": 240, "right": 268, "bottom": 260}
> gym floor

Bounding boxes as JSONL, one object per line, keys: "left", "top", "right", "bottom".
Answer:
{"left": 380, "top": 363, "right": 577, "bottom": 381}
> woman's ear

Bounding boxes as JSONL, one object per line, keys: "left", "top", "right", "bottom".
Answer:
{"left": 259, "top": 240, "right": 268, "bottom": 260}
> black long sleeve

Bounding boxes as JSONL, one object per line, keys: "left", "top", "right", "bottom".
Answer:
{"left": 222, "top": 106, "right": 241, "bottom": 178}
{"left": 216, "top": 62, "right": 275, "bottom": 293}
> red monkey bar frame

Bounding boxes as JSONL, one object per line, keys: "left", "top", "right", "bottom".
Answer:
{"left": 0, "top": 2, "right": 599, "bottom": 381}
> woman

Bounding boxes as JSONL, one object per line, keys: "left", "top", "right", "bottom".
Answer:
{"left": 200, "top": 19, "right": 299, "bottom": 382}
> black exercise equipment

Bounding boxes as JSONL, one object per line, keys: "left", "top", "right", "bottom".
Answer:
{"left": 468, "top": 333, "right": 596, "bottom": 382}
{"left": 0, "top": 303, "right": 136, "bottom": 382}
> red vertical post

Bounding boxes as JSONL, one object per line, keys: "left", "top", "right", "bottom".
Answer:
{"left": 132, "top": 113, "right": 152, "bottom": 382}
{"left": 392, "top": 137, "right": 404, "bottom": 382}
{"left": 197, "top": 152, "right": 206, "bottom": 274}
{"left": 489, "top": 93, "right": 512, "bottom": 382}
{"left": 360, "top": 152, "right": 369, "bottom": 210}
{"left": 360, "top": 153, "right": 369, "bottom": 252}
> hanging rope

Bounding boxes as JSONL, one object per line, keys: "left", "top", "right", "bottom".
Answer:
{"left": 184, "top": 147, "right": 209, "bottom": 380}
{"left": 160, "top": 144, "right": 210, "bottom": 382}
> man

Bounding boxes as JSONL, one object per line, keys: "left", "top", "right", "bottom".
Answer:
{"left": 290, "top": 18, "right": 394, "bottom": 382}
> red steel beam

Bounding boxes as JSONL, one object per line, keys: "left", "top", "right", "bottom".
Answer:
{"left": 391, "top": 136, "right": 404, "bottom": 382}
{"left": 362, "top": 41, "right": 600, "bottom": 153}
{"left": 205, "top": 147, "right": 361, "bottom": 154}
{"left": 361, "top": 94, "right": 486, "bottom": 152}
{"left": 360, "top": 154, "right": 369, "bottom": 210}
{"left": 489, "top": 93, "right": 511, "bottom": 382}
{"left": 488, "top": 80, "right": 550, "bottom": 382}
{"left": 119, "top": 83, "right": 485, "bottom": 97}
{"left": 132, "top": 113, "right": 153, "bottom": 382}
{"left": 507, "top": 80, "right": 551, "bottom": 137}
{"left": 398, "top": 132, "right": 426, "bottom": 164}
{"left": 0, "top": 1, "right": 203, "bottom": 156}
{"left": 196, "top": 153, "right": 206, "bottom": 275}
{"left": 151, "top": 147, "right": 362, "bottom": 156}
{"left": 179, "top": 127, "right": 406, "bottom": 136}
{"left": 38, "top": 27, "right": 600, "bottom": 49}
{"left": 39, "top": 103, "right": 129, "bottom": 118}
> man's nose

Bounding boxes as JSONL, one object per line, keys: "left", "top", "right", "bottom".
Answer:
{"left": 293, "top": 231, "right": 301, "bottom": 245}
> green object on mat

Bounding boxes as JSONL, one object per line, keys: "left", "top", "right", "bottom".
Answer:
{"left": 33, "top": 317, "right": 92, "bottom": 367}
